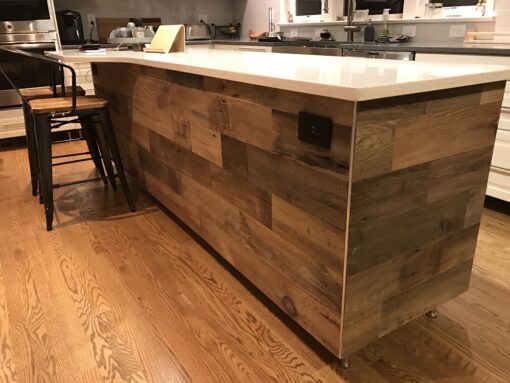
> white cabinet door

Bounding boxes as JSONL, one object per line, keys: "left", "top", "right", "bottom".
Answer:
{"left": 0, "top": 108, "right": 25, "bottom": 139}
{"left": 415, "top": 53, "right": 510, "bottom": 66}
{"left": 492, "top": 129, "right": 510, "bottom": 171}
{"left": 487, "top": 168, "right": 510, "bottom": 202}
{"left": 499, "top": 109, "right": 510, "bottom": 132}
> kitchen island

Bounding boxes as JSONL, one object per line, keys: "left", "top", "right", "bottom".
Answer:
{"left": 48, "top": 48, "right": 509, "bottom": 360}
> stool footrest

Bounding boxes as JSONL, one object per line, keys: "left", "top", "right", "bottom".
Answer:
{"left": 52, "top": 151, "right": 92, "bottom": 159}
{"left": 52, "top": 157, "right": 96, "bottom": 167}
{"left": 53, "top": 175, "right": 115, "bottom": 189}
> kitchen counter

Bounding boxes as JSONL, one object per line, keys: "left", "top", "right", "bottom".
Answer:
{"left": 198, "top": 38, "right": 510, "bottom": 56}
{"left": 48, "top": 47, "right": 508, "bottom": 361}
{"left": 48, "top": 48, "right": 509, "bottom": 101}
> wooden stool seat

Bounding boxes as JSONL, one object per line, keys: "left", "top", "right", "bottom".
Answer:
{"left": 20, "top": 86, "right": 86, "bottom": 100}
{"left": 29, "top": 96, "right": 109, "bottom": 114}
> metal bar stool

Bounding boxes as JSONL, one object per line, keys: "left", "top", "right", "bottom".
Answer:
{"left": 16, "top": 64, "right": 107, "bottom": 197}
{"left": 1, "top": 48, "right": 135, "bottom": 231}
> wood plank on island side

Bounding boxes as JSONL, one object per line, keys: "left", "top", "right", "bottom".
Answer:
{"left": 92, "top": 62, "right": 505, "bottom": 358}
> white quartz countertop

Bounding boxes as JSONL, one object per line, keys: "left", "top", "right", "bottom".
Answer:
{"left": 47, "top": 47, "right": 510, "bottom": 101}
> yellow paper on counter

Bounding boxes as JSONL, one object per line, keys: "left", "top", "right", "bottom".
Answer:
{"left": 144, "top": 25, "right": 185, "bottom": 54}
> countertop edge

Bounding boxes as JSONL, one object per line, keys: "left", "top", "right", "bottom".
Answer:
{"left": 47, "top": 51, "right": 510, "bottom": 102}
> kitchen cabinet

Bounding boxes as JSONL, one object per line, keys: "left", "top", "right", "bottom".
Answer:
{"left": 0, "top": 108, "right": 24, "bottom": 139}
{"left": 416, "top": 52, "right": 510, "bottom": 203}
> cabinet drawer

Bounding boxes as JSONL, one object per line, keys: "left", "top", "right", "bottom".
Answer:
{"left": 492, "top": 129, "right": 510, "bottom": 170}
{"left": 487, "top": 167, "right": 510, "bottom": 202}
{"left": 0, "top": 107, "right": 25, "bottom": 139}
{"left": 499, "top": 109, "right": 510, "bottom": 132}
{"left": 504, "top": 84, "right": 510, "bottom": 109}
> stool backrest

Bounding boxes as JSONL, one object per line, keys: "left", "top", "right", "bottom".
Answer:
{"left": 0, "top": 47, "right": 78, "bottom": 117}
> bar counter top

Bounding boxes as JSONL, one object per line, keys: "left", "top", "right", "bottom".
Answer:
{"left": 48, "top": 47, "right": 510, "bottom": 101}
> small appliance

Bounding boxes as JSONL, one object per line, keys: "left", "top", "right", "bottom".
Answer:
{"left": 56, "top": 10, "right": 85, "bottom": 45}
{"left": 185, "top": 22, "right": 212, "bottom": 41}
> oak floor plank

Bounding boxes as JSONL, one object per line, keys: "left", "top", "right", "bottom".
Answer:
{"left": 0, "top": 142, "right": 509, "bottom": 382}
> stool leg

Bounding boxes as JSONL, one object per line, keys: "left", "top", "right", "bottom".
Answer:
{"left": 23, "top": 100, "right": 39, "bottom": 196}
{"left": 92, "top": 117, "right": 117, "bottom": 190}
{"left": 34, "top": 114, "right": 54, "bottom": 231}
{"left": 81, "top": 118, "right": 108, "bottom": 185}
{"left": 97, "top": 109, "right": 135, "bottom": 212}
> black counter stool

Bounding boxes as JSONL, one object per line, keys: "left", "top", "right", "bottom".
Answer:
{"left": 18, "top": 85, "right": 109, "bottom": 197}
{"left": 1, "top": 47, "right": 135, "bottom": 231}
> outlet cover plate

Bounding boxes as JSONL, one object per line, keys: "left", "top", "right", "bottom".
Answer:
{"left": 198, "top": 14, "right": 208, "bottom": 23}
{"left": 450, "top": 24, "right": 467, "bottom": 38}
{"left": 87, "top": 14, "right": 96, "bottom": 27}
{"left": 402, "top": 25, "right": 416, "bottom": 38}
{"left": 298, "top": 112, "right": 332, "bottom": 149}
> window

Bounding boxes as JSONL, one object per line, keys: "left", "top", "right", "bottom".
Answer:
{"left": 347, "top": 0, "right": 404, "bottom": 15}
{"left": 442, "top": 0, "right": 478, "bottom": 5}
{"left": 295, "top": 0, "right": 322, "bottom": 16}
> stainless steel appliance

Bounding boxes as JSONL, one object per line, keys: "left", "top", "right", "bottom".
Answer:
{"left": 343, "top": 49, "right": 414, "bottom": 60}
{"left": 185, "top": 23, "right": 212, "bottom": 41}
{"left": 272, "top": 45, "right": 415, "bottom": 60}
{"left": 0, "top": 0, "right": 57, "bottom": 37}
{"left": 0, "top": 0, "right": 59, "bottom": 108}
{"left": 272, "top": 45, "right": 343, "bottom": 56}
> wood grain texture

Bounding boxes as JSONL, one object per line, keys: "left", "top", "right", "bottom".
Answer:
{"left": 92, "top": 61, "right": 504, "bottom": 360}
{"left": 1, "top": 142, "right": 510, "bottom": 382}
{"left": 342, "top": 82, "right": 505, "bottom": 356}
{"left": 29, "top": 96, "right": 108, "bottom": 114}
{"left": 94, "top": 63, "right": 349, "bottom": 353}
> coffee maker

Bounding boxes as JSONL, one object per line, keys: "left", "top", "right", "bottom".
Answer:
{"left": 56, "top": 10, "right": 85, "bottom": 45}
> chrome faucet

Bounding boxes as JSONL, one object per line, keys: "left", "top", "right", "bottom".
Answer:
{"left": 269, "top": 7, "right": 275, "bottom": 34}
{"left": 344, "top": 0, "right": 361, "bottom": 42}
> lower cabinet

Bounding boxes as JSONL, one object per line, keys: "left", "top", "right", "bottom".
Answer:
{"left": 0, "top": 108, "right": 25, "bottom": 140}
{"left": 416, "top": 53, "right": 510, "bottom": 202}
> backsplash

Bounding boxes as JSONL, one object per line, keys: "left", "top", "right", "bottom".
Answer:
{"left": 54, "top": 0, "right": 234, "bottom": 38}
{"left": 54, "top": 0, "right": 510, "bottom": 43}
{"left": 279, "top": 19, "right": 496, "bottom": 43}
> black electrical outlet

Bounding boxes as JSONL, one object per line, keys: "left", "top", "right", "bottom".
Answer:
{"left": 298, "top": 112, "right": 332, "bottom": 149}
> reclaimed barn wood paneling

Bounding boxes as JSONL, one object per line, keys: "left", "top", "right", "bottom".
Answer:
{"left": 342, "top": 82, "right": 505, "bottom": 356}
{"left": 94, "top": 63, "right": 348, "bottom": 353}
{"left": 93, "top": 62, "right": 504, "bottom": 358}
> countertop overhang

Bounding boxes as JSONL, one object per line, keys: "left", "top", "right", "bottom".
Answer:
{"left": 47, "top": 48, "right": 510, "bottom": 102}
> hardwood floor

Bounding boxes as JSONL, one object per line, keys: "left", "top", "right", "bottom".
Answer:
{"left": 0, "top": 141, "right": 509, "bottom": 383}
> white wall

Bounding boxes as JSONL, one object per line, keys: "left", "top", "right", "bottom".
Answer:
{"left": 233, "top": 0, "right": 281, "bottom": 37}
{"left": 494, "top": 0, "right": 510, "bottom": 32}
{"left": 279, "top": 19, "right": 495, "bottom": 43}
{"left": 54, "top": 0, "right": 235, "bottom": 38}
